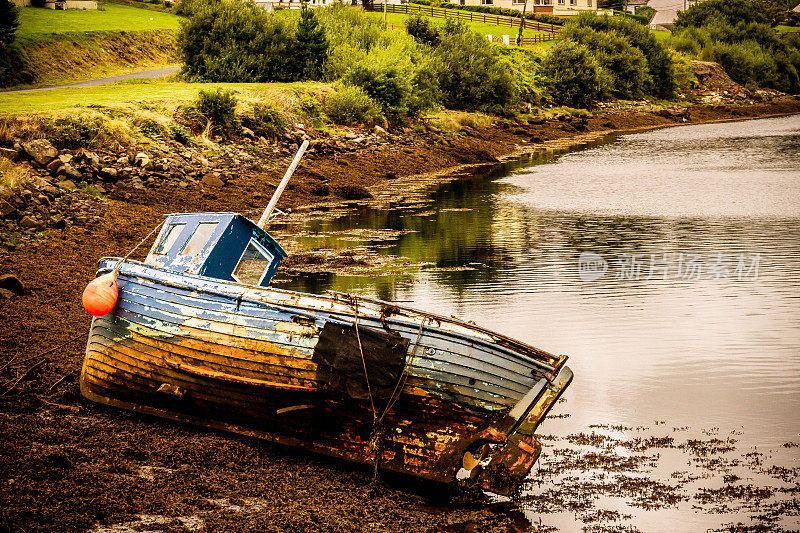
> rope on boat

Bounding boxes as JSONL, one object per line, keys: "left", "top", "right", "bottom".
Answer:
{"left": 351, "top": 297, "right": 377, "bottom": 422}
{"left": 111, "top": 219, "right": 167, "bottom": 278}
{"left": 377, "top": 317, "right": 427, "bottom": 425}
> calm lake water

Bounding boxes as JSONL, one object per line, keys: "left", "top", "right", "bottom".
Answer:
{"left": 281, "top": 115, "right": 800, "bottom": 531}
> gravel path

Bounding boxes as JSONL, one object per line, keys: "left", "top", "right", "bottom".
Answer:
{"left": 4, "top": 66, "right": 181, "bottom": 94}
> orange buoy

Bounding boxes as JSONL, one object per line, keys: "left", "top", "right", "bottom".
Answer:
{"left": 82, "top": 273, "right": 118, "bottom": 316}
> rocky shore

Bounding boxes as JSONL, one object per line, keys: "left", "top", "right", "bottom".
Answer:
{"left": 0, "top": 96, "right": 799, "bottom": 532}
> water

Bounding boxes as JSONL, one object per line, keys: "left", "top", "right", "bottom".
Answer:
{"left": 279, "top": 115, "right": 800, "bottom": 531}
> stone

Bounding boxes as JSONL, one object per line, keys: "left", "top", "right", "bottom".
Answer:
{"left": 21, "top": 139, "right": 58, "bottom": 166}
{"left": 58, "top": 153, "right": 73, "bottom": 164}
{"left": 18, "top": 215, "right": 39, "bottom": 228}
{"left": 56, "top": 180, "right": 77, "bottom": 191}
{"left": 0, "top": 147, "right": 19, "bottom": 162}
{"left": 94, "top": 183, "right": 106, "bottom": 194}
{"left": 117, "top": 155, "right": 130, "bottom": 165}
{"left": 373, "top": 125, "right": 388, "bottom": 137}
{"left": 202, "top": 173, "right": 224, "bottom": 188}
{"left": 86, "top": 151, "right": 100, "bottom": 168}
{"left": 134, "top": 152, "right": 150, "bottom": 168}
{"left": 50, "top": 214, "right": 66, "bottom": 229}
{"left": 241, "top": 127, "right": 255, "bottom": 138}
{"left": 62, "top": 163, "right": 81, "bottom": 180}
{"left": 0, "top": 274, "right": 25, "bottom": 296}
{"left": 0, "top": 288, "right": 15, "bottom": 300}
{"left": 100, "top": 167, "right": 118, "bottom": 180}
{"left": 0, "top": 200, "right": 16, "bottom": 218}
{"left": 0, "top": 185, "right": 13, "bottom": 201}
{"left": 46, "top": 159, "right": 63, "bottom": 173}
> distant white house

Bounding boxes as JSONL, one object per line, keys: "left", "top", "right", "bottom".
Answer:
{"left": 11, "top": 0, "right": 97, "bottom": 8}
{"left": 452, "top": 0, "right": 603, "bottom": 16}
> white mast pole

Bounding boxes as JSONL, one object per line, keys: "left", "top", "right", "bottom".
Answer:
{"left": 256, "top": 139, "right": 310, "bottom": 229}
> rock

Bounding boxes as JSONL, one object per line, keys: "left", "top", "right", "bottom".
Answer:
{"left": 46, "top": 159, "right": 63, "bottom": 173}
{"left": 0, "top": 288, "right": 16, "bottom": 300}
{"left": 49, "top": 213, "right": 65, "bottom": 228}
{"left": 202, "top": 173, "right": 224, "bottom": 188}
{"left": 373, "top": 125, "right": 388, "bottom": 137}
{"left": 21, "top": 139, "right": 58, "bottom": 165}
{"left": 18, "top": 215, "right": 39, "bottom": 228}
{"left": 0, "top": 200, "right": 16, "bottom": 218}
{"left": 529, "top": 115, "right": 545, "bottom": 124}
{"left": 62, "top": 163, "right": 81, "bottom": 179}
{"left": 0, "top": 185, "right": 13, "bottom": 201}
{"left": 0, "top": 147, "right": 19, "bottom": 162}
{"left": 100, "top": 167, "right": 118, "bottom": 180}
{"left": 134, "top": 152, "right": 150, "bottom": 168}
{"left": 241, "top": 127, "right": 255, "bottom": 139}
{"left": 117, "top": 155, "right": 130, "bottom": 166}
{"left": 333, "top": 185, "right": 373, "bottom": 200}
{"left": 0, "top": 274, "right": 25, "bottom": 296}
{"left": 56, "top": 180, "right": 77, "bottom": 191}
{"left": 85, "top": 151, "right": 100, "bottom": 168}
{"left": 58, "top": 153, "right": 73, "bottom": 164}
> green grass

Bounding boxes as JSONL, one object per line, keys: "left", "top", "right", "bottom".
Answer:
{"left": 776, "top": 25, "right": 800, "bottom": 34}
{"left": 17, "top": 2, "right": 181, "bottom": 39}
{"left": 364, "top": 11, "right": 554, "bottom": 47}
{"left": 0, "top": 80, "right": 328, "bottom": 115}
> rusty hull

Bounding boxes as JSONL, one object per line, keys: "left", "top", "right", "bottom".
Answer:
{"left": 81, "top": 259, "right": 572, "bottom": 494}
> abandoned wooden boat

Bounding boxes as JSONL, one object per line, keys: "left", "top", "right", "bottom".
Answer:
{"left": 80, "top": 144, "right": 572, "bottom": 496}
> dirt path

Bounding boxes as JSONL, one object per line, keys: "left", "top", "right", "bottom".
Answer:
{"left": 3, "top": 66, "right": 181, "bottom": 94}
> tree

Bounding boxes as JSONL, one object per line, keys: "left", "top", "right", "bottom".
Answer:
{"left": 541, "top": 40, "right": 605, "bottom": 108}
{"left": 0, "top": 0, "right": 19, "bottom": 50}
{"left": 674, "top": 0, "right": 783, "bottom": 28}
{"left": 295, "top": 3, "right": 329, "bottom": 80}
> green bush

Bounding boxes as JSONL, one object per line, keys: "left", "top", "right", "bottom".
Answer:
{"left": 409, "top": 0, "right": 565, "bottom": 27}
{"left": 540, "top": 40, "right": 604, "bottom": 108}
{"left": 295, "top": 5, "right": 329, "bottom": 80}
{"left": 0, "top": 0, "right": 18, "bottom": 49}
{"left": 561, "top": 25, "right": 649, "bottom": 99}
{"left": 325, "top": 85, "right": 381, "bottom": 125}
{"left": 498, "top": 47, "right": 543, "bottom": 106}
{"left": 434, "top": 27, "right": 515, "bottom": 111}
{"left": 197, "top": 88, "right": 239, "bottom": 138}
{"left": 406, "top": 14, "right": 440, "bottom": 47}
{"left": 564, "top": 13, "right": 675, "bottom": 98}
{"left": 346, "top": 57, "right": 412, "bottom": 122}
{"left": 674, "top": 0, "right": 782, "bottom": 29}
{"left": 179, "top": 0, "right": 300, "bottom": 82}
{"left": 173, "top": 103, "right": 205, "bottom": 133}
{"left": 169, "top": 123, "right": 192, "bottom": 145}
{"left": 241, "top": 104, "right": 288, "bottom": 140}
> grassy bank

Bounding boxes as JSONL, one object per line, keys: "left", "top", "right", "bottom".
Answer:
{"left": 13, "top": 30, "right": 179, "bottom": 87}
{"left": 17, "top": 2, "right": 180, "bottom": 39}
{"left": 363, "top": 10, "right": 552, "bottom": 46}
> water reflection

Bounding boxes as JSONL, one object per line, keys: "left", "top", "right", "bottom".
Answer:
{"left": 281, "top": 114, "right": 800, "bottom": 450}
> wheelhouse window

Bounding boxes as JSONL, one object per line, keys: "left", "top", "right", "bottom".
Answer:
{"left": 154, "top": 223, "right": 185, "bottom": 255}
{"left": 181, "top": 222, "right": 218, "bottom": 256}
{"left": 232, "top": 240, "right": 274, "bottom": 285}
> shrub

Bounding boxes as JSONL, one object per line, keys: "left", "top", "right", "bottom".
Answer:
{"left": 0, "top": 0, "right": 18, "bottom": 49}
{"left": 406, "top": 14, "right": 440, "bottom": 47}
{"left": 44, "top": 115, "right": 131, "bottom": 150}
{"left": 179, "top": 0, "right": 299, "bottom": 82}
{"left": 434, "top": 27, "right": 515, "bottom": 111}
{"left": 169, "top": 123, "right": 192, "bottom": 145}
{"left": 540, "top": 40, "right": 604, "bottom": 108}
{"left": 133, "top": 115, "right": 170, "bottom": 139}
{"left": 173, "top": 103, "right": 205, "bottom": 133}
{"left": 498, "top": 47, "right": 543, "bottom": 106}
{"left": 564, "top": 13, "right": 675, "bottom": 98}
{"left": 295, "top": 5, "right": 329, "bottom": 80}
{"left": 674, "top": 0, "right": 781, "bottom": 29}
{"left": 325, "top": 85, "right": 381, "bottom": 125}
{"left": 561, "top": 25, "right": 649, "bottom": 99}
{"left": 241, "top": 104, "right": 288, "bottom": 140}
{"left": 197, "top": 88, "right": 239, "bottom": 138}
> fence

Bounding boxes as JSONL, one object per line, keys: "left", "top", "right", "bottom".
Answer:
{"left": 367, "top": 3, "right": 562, "bottom": 33}
{"left": 387, "top": 21, "right": 557, "bottom": 45}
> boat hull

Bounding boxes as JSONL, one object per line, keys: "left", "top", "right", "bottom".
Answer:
{"left": 81, "top": 259, "right": 572, "bottom": 494}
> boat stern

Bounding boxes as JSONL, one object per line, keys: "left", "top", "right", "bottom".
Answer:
{"left": 473, "top": 363, "right": 573, "bottom": 495}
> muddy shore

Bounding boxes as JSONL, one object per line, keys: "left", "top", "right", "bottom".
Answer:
{"left": 1, "top": 98, "right": 800, "bottom": 533}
